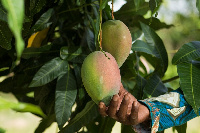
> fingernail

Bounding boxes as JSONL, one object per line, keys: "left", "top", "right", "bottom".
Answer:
{"left": 113, "top": 95, "right": 118, "bottom": 101}
{"left": 125, "top": 95, "right": 129, "bottom": 101}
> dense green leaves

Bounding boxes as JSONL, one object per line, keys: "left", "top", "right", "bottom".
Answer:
{"left": 140, "top": 22, "right": 168, "bottom": 77}
{"left": 0, "top": 21, "right": 12, "bottom": 50}
{"left": 60, "top": 101, "right": 99, "bottom": 133}
{"left": 172, "top": 41, "right": 200, "bottom": 65}
{"left": 177, "top": 62, "right": 200, "bottom": 115}
{"left": 0, "top": 0, "right": 200, "bottom": 132}
{"left": 143, "top": 74, "right": 168, "bottom": 98}
{"left": 55, "top": 69, "right": 77, "bottom": 129}
{"left": 1, "top": 0, "right": 25, "bottom": 62}
{"left": 0, "top": 96, "right": 46, "bottom": 118}
{"left": 29, "top": 57, "right": 68, "bottom": 87}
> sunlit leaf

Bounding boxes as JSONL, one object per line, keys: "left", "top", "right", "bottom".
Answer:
{"left": 177, "top": 62, "right": 200, "bottom": 115}
{"left": 59, "top": 101, "right": 99, "bottom": 133}
{"left": 143, "top": 74, "right": 168, "bottom": 98}
{"left": 172, "top": 41, "right": 200, "bottom": 65}
{"left": 0, "top": 96, "right": 46, "bottom": 118}
{"left": 55, "top": 69, "right": 77, "bottom": 129}
{"left": 0, "top": 67, "right": 9, "bottom": 72}
{"left": 140, "top": 22, "right": 168, "bottom": 77}
{"left": 29, "top": 57, "right": 68, "bottom": 87}
{"left": 1, "top": 0, "right": 25, "bottom": 63}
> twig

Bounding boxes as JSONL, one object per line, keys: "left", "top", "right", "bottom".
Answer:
{"left": 112, "top": 0, "right": 114, "bottom": 20}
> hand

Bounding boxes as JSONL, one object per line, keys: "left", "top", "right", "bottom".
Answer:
{"left": 98, "top": 84, "right": 150, "bottom": 125}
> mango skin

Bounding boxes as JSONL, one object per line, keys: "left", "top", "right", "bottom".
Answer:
{"left": 81, "top": 51, "right": 121, "bottom": 105}
{"left": 102, "top": 20, "right": 132, "bottom": 67}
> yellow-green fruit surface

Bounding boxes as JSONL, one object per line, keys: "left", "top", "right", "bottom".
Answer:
{"left": 81, "top": 51, "right": 121, "bottom": 105}
{"left": 102, "top": 20, "right": 132, "bottom": 67}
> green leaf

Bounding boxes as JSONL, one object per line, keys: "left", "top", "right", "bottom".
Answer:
{"left": 134, "top": 0, "right": 141, "bottom": 11}
{"left": 30, "top": 8, "right": 53, "bottom": 33}
{"left": 0, "top": 96, "right": 46, "bottom": 118}
{"left": 55, "top": 69, "right": 77, "bottom": 129}
{"left": 21, "top": 45, "right": 53, "bottom": 59}
{"left": 115, "top": 0, "right": 148, "bottom": 17}
{"left": 132, "top": 40, "right": 154, "bottom": 56}
{"left": 1, "top": 0, "right": 25, "bottom": 62}
{"left": 149, "top": 0, "right": 161, "bottom": 17}
{"left": 134, "top": 74, "right": 147, "bottom": 99}
{"left": 35, "top": 114, "right": 56, "bottom": 133}
{"left": 29, "top": 57, "right": 68, "bottom": 87}
{"left": 0, "top": 3, "right": 7, "bottom": 22}
{"left": 143, "top": 74, "right": 168, "bottom": 98}
{"left": 0, "top": 21, "right": 12, "bottom": 50}
{"left": 0, "top": 127, "right": 5, "bottom": 133}
{"left": 121, "top": 125, "right": 135, "bottom": 133}
{"left": 120, "top": 53, "right": 137, "bottom": 80}
{"left": 197, "top": 0, "right": 200, "bottom": 16}
{"left": 29, "top": 0, "right": 47, "bottom": 17}
{"left": 100, "top": 0, "right": 108, "bottom": 10}
{"left": 173, "top": 123, "right": 187, "bottom": 133}
{"left": 177, "top": 62, "right": 200, "bottom": 115}
{"left": 140, "top": 22, "right": 168, "bottom": 77}
{"left": 86, "top": 27, "right": 95, "bottom": 52}
{"left": 172, "top": 41, "right": 200, "bottom": 65}
{"left": 60, "top": 46, "right": 87, "bottom": 63}
{"left": 59, "top": 101, "right": 99, "bottom": 133}
{"left": 0, "top": 67, "right": 9, "bottom": 72}
{"left": 98, "top": 117, "right": 116, "bottom": 133}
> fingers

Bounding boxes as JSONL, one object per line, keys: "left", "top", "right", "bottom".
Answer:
{"left": 107, "top": 95, "right": 119, "bottom": 119}
{"left": 129, "top": 101, "right": 139, "bottom": 125}
{"left": 117, "top": 94, "right": 130, "bottom": 122}
{"left": 98, "top": 102, "right": 107, "bottom": 117}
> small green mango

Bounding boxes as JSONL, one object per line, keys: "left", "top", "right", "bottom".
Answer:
{"left": 81, "top": 51, "right": 121, "bottom": 105}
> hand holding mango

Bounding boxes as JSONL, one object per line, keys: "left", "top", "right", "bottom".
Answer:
{"left": 81, "top": 20, "right": 150, "bottom": 125}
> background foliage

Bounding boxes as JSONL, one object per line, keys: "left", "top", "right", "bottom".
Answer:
{"left": 0, "top": 0, "right": 200, "bottom": 132}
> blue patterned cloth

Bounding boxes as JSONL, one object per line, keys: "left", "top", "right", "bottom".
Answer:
{"left": 133, "top": 88, "right": 198, "bottom": 133}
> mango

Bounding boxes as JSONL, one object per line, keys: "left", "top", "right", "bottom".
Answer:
{"left": 81, "top": 51, "right": 121, "bottom": 105}
{"left": 102, "top": 20, "right": 132, "bottom": 67}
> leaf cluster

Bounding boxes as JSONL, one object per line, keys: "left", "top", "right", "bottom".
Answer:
{"left": 0, "top": 0, "right": 200, "bottom": 133}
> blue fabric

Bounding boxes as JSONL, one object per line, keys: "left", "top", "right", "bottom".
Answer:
{"left": 139, "top": 88, "right": 198, "bottom": 132}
